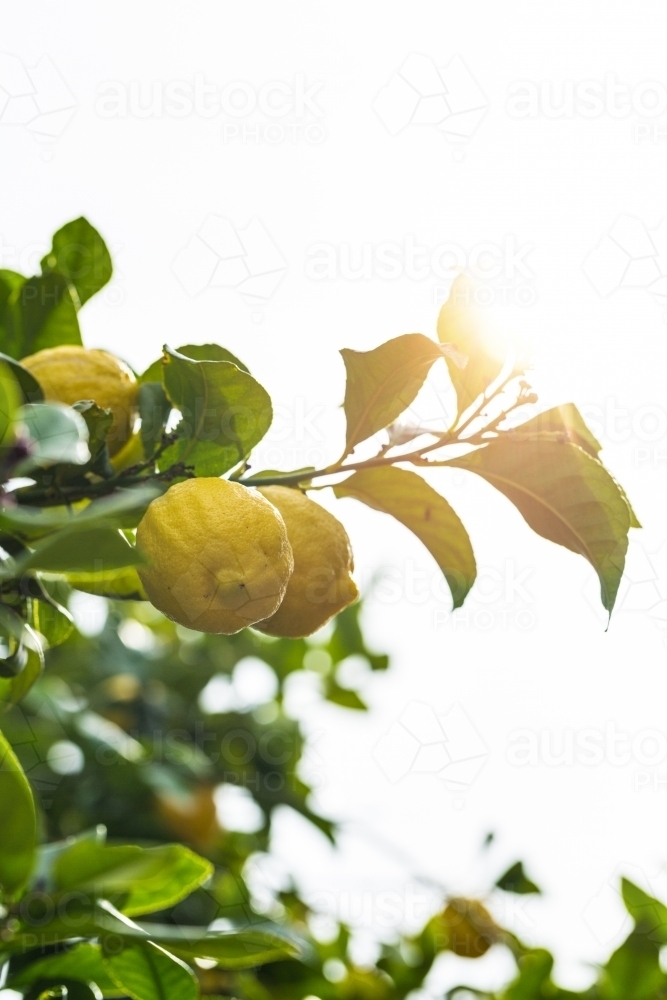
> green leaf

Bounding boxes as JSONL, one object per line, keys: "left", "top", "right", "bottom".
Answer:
{"left": 17, "top": 403, "right": 90, "bottom": 468}
{"left": 0, "top": 726, "right": 37, "bottom": 897}
{"left": 447, "top": 439, "right": 631, "bottom": 613}
{"left": 324, "top": 677, "right": 367, "bottom": 710}
{"left": 15, "top": 523, "right": 144, "bottom": 574}
{"left": 340, "top": 333, "right": 444, "bottom": 457}
{"left": 41, "top": 217, "right": 113, "bottom": 306}
{"left": 601, "top": 932, "right": 665, "bottom": 1000}
{"left": 0, "top": 636, "right": 44, "bottom": 706}
{"left": 160, "top": 346, "right": 272, "bottom": 476}
{"left": 0, "top": 271, "right": 27, "bottom": 358}
{"left": 621, "top": 878, "right": 667, "bottom": 942}
{"left": 437, "top": 274, "right": 505, "bottom": 415}
{"left": 103, "top": 939, "right": 199, "bottom": 1000}
{"left": 495, "top": 861, "right": 541, "bottom": 895}
{"left": 138, "top": 382, "right": 171, "bottom": 459}
{"left": 0, "top": 361, "right": 21, "bottom": 446}
{"left": 1, "top": 484, "right": 162, "bottom": 543}
{"left": 176, "top": 342, "right": 250, "bottom": 373}
{"left": 73, "top": 401, "right": 114, "bottom": 466}
{"left": 29, "top": 594, "right": 74, "bottom": 649}
{"left": 7, "top": 943, "right": 118, "bottom": 995}
{"left": 54, "top": 841, "right": 213, "bottom": 918}
{"left": 503, "top": 948, "right": 554, "bottom": 1000}
{"left": 334, "top": 466, "right": 476, "bottom": 608}
{"left": 65, "top": 565, "right": 147, "bottom": 600}
{"left": 12, "top": 272, "right": 82, "bottom": 358}
{"left": 0, "top": 352, "right": 44, "bottom": 404}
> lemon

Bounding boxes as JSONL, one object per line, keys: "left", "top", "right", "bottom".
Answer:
{"left": 136, "top": 478, "right": 294, "bottom": 634}
{"left": 255, "top": 486, "right": 358, "bottom": 638}
{"left": 21, "top": 345, "right": 138, "bottom": 455}
{"left": 439, "top": 899, "right": 498, "bottom": 958}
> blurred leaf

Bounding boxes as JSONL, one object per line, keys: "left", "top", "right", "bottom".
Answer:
{"left": 15, "top": 523, "right": 144, "bottom": 574}
{"left": 0, "top": 636, "right": 44, "bottom": 706}
{"left": 448, "top": 439, "right": 631, "bottom": 613}
{"left": 0, "top": 352, "right": 44, "bottom": 404}
{"left": 138, "top": 382, "right": 171, "bottom": 459}
{"left": 0, "top": 270, "right": 26, "bottom": 359}
{"left": 41, "top": 217, "right": 112, "bottom": 306}
{"left": 54, "top": 840, "right": 213, "bottom": 917}
{"left": 29, "top": 595, "right": 74, "bottom": 649}
{"left": 600, "top": 932, "right": 665, "bottom": 1000}
{"left": 326, "top": 601, "right": 388, "bottom": 671}
{"left": 437, "top": 274, "right": 505, "bottom": 415}
{"left": 17, "top": 403, "right": 90, "bottom": 468}
{"left": 160, "top": 346, "right": 272, "bottom": 476}
{"left": 324, "top": 677, "right": 367, "bottom": 710}
{"left": 622, "top": 879, "right": 667, "bottom": 942}
{"left": 0, "top": 362, "right": 21, "bottom": 447}
{"left": 11, "top": 272, "right": 82, "bottom": 358}
{"left": 0, "top": 726, "right": 37, "bottom": 896}
{"left": 495, "top": 861, "right": 541, "bottom": 895}
{"left": 503, "top": 948, "right": 554, "bottom": 999}
{"left": 340, "top": 333, "right": 444, "bottom": 456}
{"left": 103, "top": 939, "right": 199, "bottom": 1000}
{"left": 335, "top": 466, "right": 476, "bottom": 608}
{"left": 65, "top": 565, "right": 147, "bottom": 600}
{"left": 7, "top": 944, "right": 118, "bottom": 994}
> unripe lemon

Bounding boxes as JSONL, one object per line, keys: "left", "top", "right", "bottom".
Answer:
{"left": 21, "top": 345, "right": 138, "bottom": 455}
{"left": 136, "top": 478, "right": 294, "bottom": 634}
{"left": 255, "top": 485, "right": 358, "bottom": 638}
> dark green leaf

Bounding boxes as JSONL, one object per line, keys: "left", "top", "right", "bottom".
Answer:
{"left": 448, "top": 439, "right": 631, "bottom": 613}
{"left": 340, "top": 333, "right": 444, "bottom": 457}
{"left": 0, "top": 726, "right": 37, "bottom": 896}
{"left": 437, "top": 275, "right": 505, "bottom": 415}
{"left": 139, "top": 382, "right": 171, "bottom": 459}
{"left": 160, "top": 346, "right": 272, "bottom": 476}
{"left": 103, "top": 939, "right": 199, "bottom": 1000}
{"left": 495, "top": 861, "right": 541, "bottom": 895}
{"left": 334, "top": 466, "right": 476, "bottom": 608}
{"left": 7, "top": 944, "right": 118, "bottom": 995}
{"left": 41, "top": 217, "right": 113, "bottom": 307}
{"left": 12, "top": 272, "right": 82, "bottom": 358}
{"left": 0, "top": 352, "right": 44, "bottom": 404}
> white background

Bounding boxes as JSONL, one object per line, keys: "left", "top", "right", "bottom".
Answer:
{"left": 2, "top": 1, "right": 667, "bottom": 993}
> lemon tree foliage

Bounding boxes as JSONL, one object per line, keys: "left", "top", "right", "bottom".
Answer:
{"left": 0, "top": 219, "right": 643, "bottom": 998}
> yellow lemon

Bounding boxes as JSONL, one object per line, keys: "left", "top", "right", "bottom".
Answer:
{"left": 255, "top": 485, "right": 358, "bottom": 638}
{"left": 21, "top": 345, "right": 138, "bottom": 455}
{"left": 136, "top": 478, "right": 293, "bottom": 634}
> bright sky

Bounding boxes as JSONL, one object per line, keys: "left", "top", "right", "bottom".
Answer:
{"left": 2, "top": 1, "right": 667, "bottom": 992}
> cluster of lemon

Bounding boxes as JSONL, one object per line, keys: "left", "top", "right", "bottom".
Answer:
{"left": 21, "top": 346, "right": 358, "bottom": 638}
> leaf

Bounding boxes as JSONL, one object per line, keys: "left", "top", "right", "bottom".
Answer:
{"left": 0, "top": 361, "right": 21, "bottom": 446}
{"left": 15, "top": 523, "right": 144, "bottom": 574}
{"left": 324, "top": 677, "right": 367, "bottom": 710}
{"left": 65, "top": 565, "right": 147, "bottom": 600}
{"left": 503, "top": 949, "right": 554, "bottom": 1000}
{"left": 448, "top": 438, "right": 631, "bottom": 613}
{"left": 54, "top": 841, "right": 213, "bottom": 918}
{"left": 0, "top": 726, "right": 37, "bottom": 897}
{"left": 17, "top": 403, "right": 90, "bottom": 468}
{"left": 41, "top": 217, "right": 113, "bottom": 306}
{"left": 138, "top": 382, "right": 171, "bottom": 459}
{"left": 437, "top": 274, "right": 505, "bottom": 415}
{"left": 0, "top": 352, "right": 44, "bottom": 404}
{"left": 334, "top": 466, "right": 476, "bottom": 608}
{"left": 622, "top": 878, "right": 667, "bottom": 942}
{"left": 29, "top": 594, "right": 74, "bottom": 648}
{"left": 160, "top": 347, "right": 272, "bottom": 476}
{"left": 340, "top": 333, "right": 444, "bottom": 456}
{"left": 495, "top": 861, "right": 541, "bottom": 895}
{"left": 11, "top": 272, "right": 82, "bottom": 358}
{"left": 7, "top": 944, "right": 118, "bottom": 994}
{"left": 176, "top": 342, "right": 250, "bottom": 373}
{"left": 601, "top": 932, "right": 665, "bottom": 1000}
{"left": 103, "top": 939, "right": 199, "bottom": 1000}
{"left": 73, "top": 401, "right": 114, "bottom": 466}
{"left": 0, "top": 635, "right": 44, "bottom": 706}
